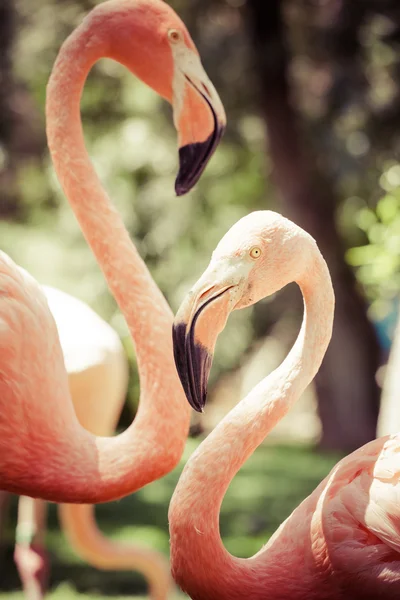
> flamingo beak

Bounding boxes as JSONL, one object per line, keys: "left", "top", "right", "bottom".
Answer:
{"left": 172, "top": 270, "right": 237, "bottom": 411}
{"left": 173, "top": 54, "right": 226, "bottom": 196}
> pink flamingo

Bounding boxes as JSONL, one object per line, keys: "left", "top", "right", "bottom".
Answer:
{"left": 377, "top": 312, "right": 400, "bottom": 438}
{"left": 170, "top": 210, "right": 400, "bottom": 600}
{"left": 0, "top": 0, "right": 225, "bottom": 504}
{"left": 0, "top": 286, "right": 169, "bottom": 600}
{"left": 1, "top": 285, "right": 125, "bottom": 599}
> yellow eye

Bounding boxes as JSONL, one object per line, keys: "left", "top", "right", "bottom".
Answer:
{"left": 249, "top": 246, "right": 261, "bottom": 259}
{"left": 168, "top": 29, "right": 182, "bottom": 43}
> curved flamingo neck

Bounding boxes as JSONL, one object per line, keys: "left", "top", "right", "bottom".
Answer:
{"left": 169, "top": 246, "right": 335, "bottom": 599}
{"left": 46, "top": 15, "right": 171, "bottom": 376}
{"left": 45, "top": 13, "right": 189, "bottom": 501}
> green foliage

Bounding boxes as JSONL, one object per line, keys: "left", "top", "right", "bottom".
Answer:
{"left": 346, "top": 161, "right": 400, "bottom": 319}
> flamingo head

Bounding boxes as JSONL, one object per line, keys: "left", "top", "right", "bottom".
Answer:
{"left": 97, "top": 0, "right": 226, "bottom": 195}
{"left": 172, "top": 211, "right": 314, "bottom": 411}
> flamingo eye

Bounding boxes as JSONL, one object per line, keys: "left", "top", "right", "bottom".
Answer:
{"left": 249, "top": 246, "right": 262, "bottom": 259}
{"left": 168, "top": 29, "right": 182, "bottom": 43}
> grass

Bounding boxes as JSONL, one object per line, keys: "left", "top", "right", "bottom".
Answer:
{"left": 0, "top": 439, "right": 340, "bottom": 599}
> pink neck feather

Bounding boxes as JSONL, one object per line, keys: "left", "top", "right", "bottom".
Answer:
{"left": 45, "top": 11, "right": 189, "bottom": 502}
{"left": 169, "top": 248, "right": 335, "bottom": 599}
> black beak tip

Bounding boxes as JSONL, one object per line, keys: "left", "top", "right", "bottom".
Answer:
{"left": 191, "top": 342, "right": 212, "bottom": 412}
{"left": 192, "top": 393, "right": 206, "bottom": 414}
{"left": 175, "top": 123, "right": 225, "bottom": 196}
{"left": 175, "top": 141, "right": 207, "bottom": 196}
{"left": 172, "top": 321, "right": 212, "bottom": 413}
{"left": 175, "top": 181, "right": 190, "bottom": 197}
{"left": 172, "top": 322, "right": 192, "bottom": 398}
{"left": 189, "top": 394, "right": 207, "bottom": 414}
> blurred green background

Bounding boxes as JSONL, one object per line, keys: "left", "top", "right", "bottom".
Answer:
{"left": 0, "top": 0, "right": 399, "bottom": 597}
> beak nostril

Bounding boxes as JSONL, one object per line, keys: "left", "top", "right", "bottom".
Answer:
{"left": 184, "top": 74, "right": 194, "bottom": 87}
{"left": 198, "top": 286, "right": 216, "bottom": 302}
{"left": 184, "top": 74, "right": 210, "bottom": 99}
{"left": 201, "top": 82, "right": 211, "bottom": 97}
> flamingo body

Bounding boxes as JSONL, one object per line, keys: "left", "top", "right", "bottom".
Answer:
{"left": 43, "top": 285, "right": 124, "bottom": 373}
{"left": 3, "top": 285, "right": 171, "bottom": 599}
{"left": 42, "top": 285, "right": 128, "bottom": 433}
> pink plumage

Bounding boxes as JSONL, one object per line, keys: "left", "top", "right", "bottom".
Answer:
{"left": 170, "top": 211, "right": 400, "bottom": 599}
{"left": 0, "top": 0, "right": 225, "bottom": 504}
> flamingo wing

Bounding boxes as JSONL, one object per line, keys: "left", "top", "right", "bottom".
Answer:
{"left": 316, "top": 435, "right": 400, "bottom": 597}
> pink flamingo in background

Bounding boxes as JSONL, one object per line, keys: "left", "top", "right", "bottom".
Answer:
{"left": 0, "top": 287, "right": 174, "bottom": 600}
{"left": 170, "top": 211, "right": 400, "bottom": 600}
{"left": 0, "top": 0, "right": 225, "bottom": 504}
{"left": 377, "top": 311, "right": 400, "bottom": 438}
